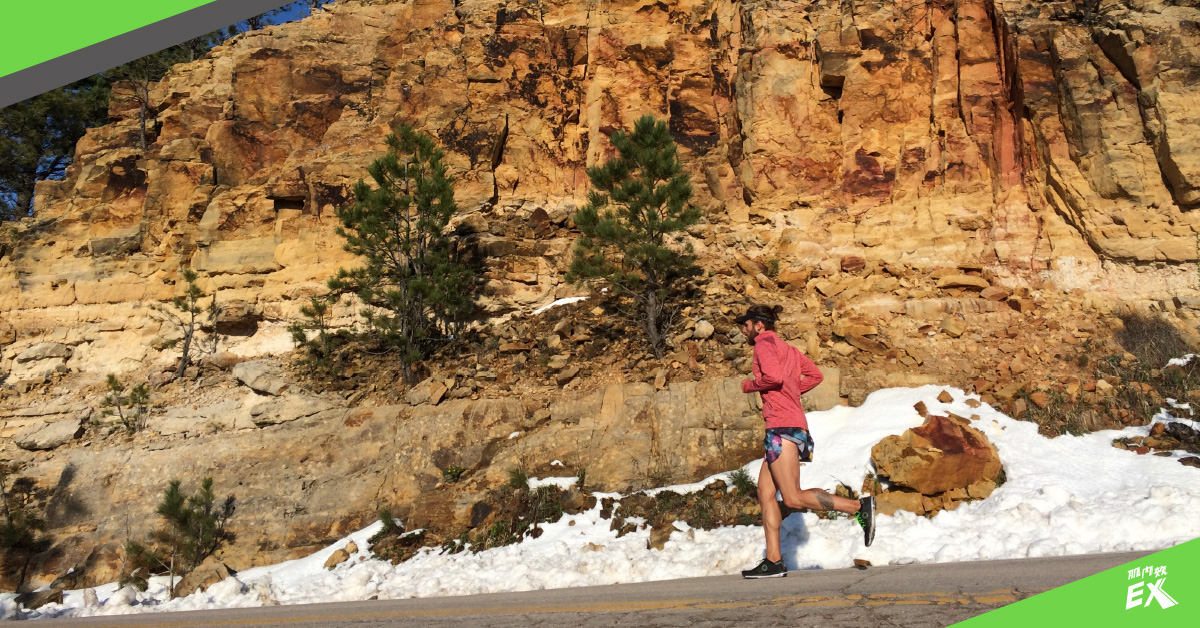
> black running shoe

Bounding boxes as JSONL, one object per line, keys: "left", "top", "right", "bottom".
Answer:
{"left": 741, "top": 558, "right": 787, "bottom": 579}
{"left": 855, "top": 496, "right": 876, "bottom": 547}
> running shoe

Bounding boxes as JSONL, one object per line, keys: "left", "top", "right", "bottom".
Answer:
{"left": 855, "top": 495, "right": 876, "bottom": 547}
{"left": 741, "top": 558, "right": 787, "bottom": 578}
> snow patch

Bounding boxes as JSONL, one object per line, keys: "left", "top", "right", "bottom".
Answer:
{"left": 19, "top": 385, "right": 1200, "bottom": 620}
{"left": 532, "top": 297, "right": 588, "bottom": 316}
{"left": 1167, "top": 354, "right": 1197, "bottom": 368}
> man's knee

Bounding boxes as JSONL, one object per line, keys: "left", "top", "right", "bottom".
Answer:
{"left": 779, "top": 490, "right": 806, "bottom": 510}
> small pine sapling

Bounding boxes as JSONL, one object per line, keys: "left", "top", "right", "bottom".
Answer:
{"left": 121, "top": 477, "right": 235, "bottom": 597}
{"left": 101, "top": 374, "right": 151, "bottom": 433}
{"left": 377, "top": 507, "right": 402, "bottom": 536}
{"left": 152, "top": 269, "right": 222, "bottom": 380}
{"left": 507, "top": 467, "right": 529, "bottom": 492}
{"left": 727, "top": 467, "right": 757, "bottom": 498}
{"left": 288, "top": 294, "right": 347, "bottom": 377}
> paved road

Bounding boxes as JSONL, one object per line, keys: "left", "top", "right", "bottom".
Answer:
{"left": 32, "top": 551, "right": 1146, "bottom": 628}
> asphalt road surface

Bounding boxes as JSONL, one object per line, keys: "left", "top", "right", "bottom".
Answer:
{"left": 31, "top": 551, "right": 1147, "bottom": 628}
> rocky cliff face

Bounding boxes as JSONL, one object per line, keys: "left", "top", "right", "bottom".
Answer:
{"left": 1, "top": 361, "right": 835, "bottom": 588}
{"left": 4, "top": 0, "right": 1200, "bottom": 378}
{"left": 3, "top": 0, "right": 1200, "bottom": 592}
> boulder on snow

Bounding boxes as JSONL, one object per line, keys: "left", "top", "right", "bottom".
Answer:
{"left": 14, "top": 589, "right": 62, "bottom": 610}
{"left": 875, "top": 488, "right": 927, "bottom": 516}
{"left": 173, "top": 557, "right": 237, "bottom": 598}
{"left": 323, "top": 549, "right": 350, "bottom": 569}
{"left": 871, "top": 414, "right": 1002, "bottom": 496}
{"left": 647, "top": 522, "right": 683, "bottom": 551}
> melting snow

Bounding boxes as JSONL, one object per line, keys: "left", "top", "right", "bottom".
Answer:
{"left": 11, "top": 385, "right": 1200, "bottom": 619}
{"left": 532, "top": 297, "right": 589, "bottom": 316}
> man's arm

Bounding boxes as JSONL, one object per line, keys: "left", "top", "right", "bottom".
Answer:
{"left": 742, "top": 337, "right": 784, "bottom": 393}
{"left": 795, "top": 351, "right": 824, "bottom": 394}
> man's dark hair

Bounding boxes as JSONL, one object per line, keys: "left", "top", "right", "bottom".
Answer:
{"left": 738, "top": 304, "right": 783, "bottom": 330}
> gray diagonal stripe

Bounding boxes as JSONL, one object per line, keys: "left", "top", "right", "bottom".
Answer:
{"left": 0, "top": 0, "right": 297, "bottom": 108}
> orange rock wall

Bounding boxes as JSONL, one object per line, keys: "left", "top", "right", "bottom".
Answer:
{"left": 4, "top": 0, "right": 1200, "bottom": 375}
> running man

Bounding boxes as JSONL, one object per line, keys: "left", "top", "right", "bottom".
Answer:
{"left": 734, "top": 304, "right": 875, "bottom": 579}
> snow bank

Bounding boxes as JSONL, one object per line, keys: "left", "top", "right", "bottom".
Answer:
{"left": 20, "top": 386, "right": 1200, "bottom": 619}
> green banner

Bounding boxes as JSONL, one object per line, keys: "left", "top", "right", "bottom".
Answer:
{"left": 959, "top": 539, "right": 1197, "bottom": 626}
{"left": 0, "top": 0, "right": 294, "bottom": 108}
{"left": 0, "top": 1, "right": 217, "bottom": 79}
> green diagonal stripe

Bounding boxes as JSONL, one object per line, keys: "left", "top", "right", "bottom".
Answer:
{"left": 0, "top": 1, "right": 218, "bottom": 79}
{"left": 958, "top": 538, "right": 1197, "bottom": 626}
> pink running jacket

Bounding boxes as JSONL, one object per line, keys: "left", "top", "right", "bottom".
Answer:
{"left": 741, "top": 330, "right": 824, "bottom": 430}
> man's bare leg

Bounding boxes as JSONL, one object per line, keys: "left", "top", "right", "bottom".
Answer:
{"left": 756, "top": 460, "right": 784, "bottom": 563}
{"left": 768, "top": 441, "right": 860, "bottom": 514}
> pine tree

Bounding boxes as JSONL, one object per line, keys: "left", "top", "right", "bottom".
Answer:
{"left": 101, "top": 374, "right": 151, "bottom": 433}
{"left": 122, "top": 478, "right": 235, "bottom": 596}
{"left": 0, "top": 462, "right": 48, "bottom": 590}
{"left": 330, "top": 125, "right": 477, "bottom": 383}
{"left": 567, "top": 115, "right": 701, "bottom": 358}
{"left": 0, "top": 77, "right": 109, "bottom": 220}
{"left": 152, "top": 269, "right": 221, "bottom": 380}
{"left": 108, "top": 47, "right": 193, "bottom": 152}
{"left": 288, "top": 294, "right": 348, "bottom": 377}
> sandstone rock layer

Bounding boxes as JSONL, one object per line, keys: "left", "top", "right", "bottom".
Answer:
{"left": 5, "top": 0, "right": 1200, "bottom": 380}
{"left": 5, "top": 374, "right": 785, "bottom": 588}
{"left": 2, "top": 0, "right": 1199, "bottom": 590}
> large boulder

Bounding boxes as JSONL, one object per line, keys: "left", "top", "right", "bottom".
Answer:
{"left": 8, "top": 343, "right": 74, "bottom": 383}
{"left": 323, "top": 549, "right": 350, "bottom": 570}
{"left": 172, "top": 557, "right": 237, "bottom": 598}
{"left": 14, "top": 419, "right": 84, "bottom": 451}
{"left": 233, "top": 360, "right": 290, "bottom": 396}
{"left": 248, "top": 394, "right": 337, "bottom": 426}
{"left": 14, "top": 342, "right": 72, "bottom": 363}
{"left": 14, "top": 589, "right": 63, "bottom": 610}
{"left": 405, "top": 378, "right": 448, "bottom": 406}
{"left": 1, "top": 402, "right": 91, "bottom": 438}
{"left": 871, "top": 414, "right": 1002, "bottom": 496}
{"left": 151, "top": 399, "right": 249, "bottom": 435}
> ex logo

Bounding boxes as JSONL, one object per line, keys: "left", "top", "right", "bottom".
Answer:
{"left": 1126, "top": 579, "right": 1178, "bottom": 610}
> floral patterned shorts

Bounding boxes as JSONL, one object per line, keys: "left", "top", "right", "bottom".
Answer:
{"left": 763, "top": 427, "right": 814, "bottom": 464}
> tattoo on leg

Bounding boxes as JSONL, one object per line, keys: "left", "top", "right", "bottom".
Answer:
{"left": 812, "top": 488, "right": 835, "bottom": 511}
